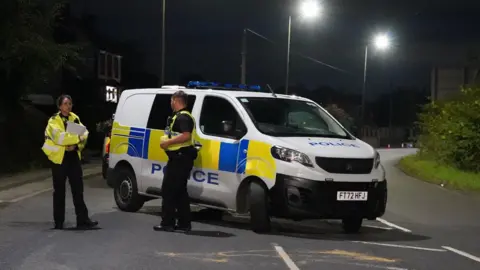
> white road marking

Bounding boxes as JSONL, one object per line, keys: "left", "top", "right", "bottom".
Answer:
{"left": 442, "top": 246, "right": 480, "bottom": 263}
{"left": 376, "top": 218, "right": 412, "bottom": 233}
{"left": 353, "top": 241, "right": 446, "bottom": 252}
{"left": 8, "top": 188, "right": 53, "bottom": 203}
{"left": 362, "top": 224, "right": 393, "bottom": 230}
{"left": 0, "top": 172, "right": 100, "bottom": 204}
{"left": 272, "top": 243, "right": 300, "bottom": 270}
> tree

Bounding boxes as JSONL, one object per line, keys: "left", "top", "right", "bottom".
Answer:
{"left": 0, "top": 0, "right": 83, "bottom": 109}
{"left": 324, "top": 103, "right": 356, "bottom": 133}
{"left": 0, "top": 0, "right": 84, "bottom": 173}
{"left": 417, "top": 87, "right": 480, "bottom": 172}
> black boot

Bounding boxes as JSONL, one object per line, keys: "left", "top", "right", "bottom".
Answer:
{"left": 153, "top": 225, "right": 175, "bottom": 232}
{"left": 175, "top": 224, "right": 192, "bottom": 234}
{"left": 76, "top": 218, "right": 98, "bottom": 229}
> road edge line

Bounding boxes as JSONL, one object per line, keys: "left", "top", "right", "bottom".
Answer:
{"left": 376, "top": 218, "right": 412, "bottom": 233}
{"left": 442, "top": 246, "right": 480, "bottom": 263}
{"left": 4, "top": 172, "right": 102, "bottom": 203}
{"left": 352, "top": 241, "right": 446, "bottom": 252}
{"left": 272, "top": 243, "right": 300, "bottom": 270}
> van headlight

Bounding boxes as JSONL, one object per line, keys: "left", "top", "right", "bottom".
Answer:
{"left": 271, "top": 146, "right": 313, "bottom": 167}
{"left": 374, "top": 151, "right": 381, "bottom": 168}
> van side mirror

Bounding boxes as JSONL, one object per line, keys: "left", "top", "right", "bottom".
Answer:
{"left": 221, "top": 120, "right": 233, "bottom": 134}
{"left": 222, "top": 120, "right": 246, "bottom": 139}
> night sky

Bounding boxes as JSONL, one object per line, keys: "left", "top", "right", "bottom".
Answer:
{"left": 71, "top": 0, "right": 480, "bottom": 97}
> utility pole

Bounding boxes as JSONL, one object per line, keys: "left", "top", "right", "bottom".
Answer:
{"left": 241, "top": 29, "right": 247, "bottom": 84}
{"left": 160, "top": 0, "right": 166, "bottom": 87}
{"left": 285, "top": 15, "right": 292, "bottom": 95}
{"left": 360, "top": 45, "right": 368, "bottom": 128}
{"left": 388, "top": 79, "right": 393, "bottom": 137}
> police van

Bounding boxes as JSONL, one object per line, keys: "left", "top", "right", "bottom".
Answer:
{"left": 107, "top": 81, "right": 387, "bottom": 233}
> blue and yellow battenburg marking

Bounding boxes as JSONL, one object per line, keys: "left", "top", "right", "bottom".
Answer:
{"left": 110, "top": 122, "right": 276, "bottom": 180}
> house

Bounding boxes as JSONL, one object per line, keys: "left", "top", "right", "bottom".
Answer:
{"left": 430, "top": 66, "right": 480, "bottom": 100}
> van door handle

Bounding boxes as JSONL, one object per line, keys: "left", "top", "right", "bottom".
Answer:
{"left": 243, "top": 149, "right": 247, "bottom": 154}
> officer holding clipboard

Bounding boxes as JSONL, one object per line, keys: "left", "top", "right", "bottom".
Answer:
{"left": 42, "top": 95, "right": 98, "bottom": 230}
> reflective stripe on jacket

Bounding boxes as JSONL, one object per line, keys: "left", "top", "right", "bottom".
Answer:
{"left": 165, "top": 111, "right": 196, "bottom": 151}
{"left": 42, "top": 112, "right": 88, "bottom": 164}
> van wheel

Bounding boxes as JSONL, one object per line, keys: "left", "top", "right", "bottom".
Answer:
{"left": 114, "top": 168, "right": 145, "bottom": 212}
{"left": 342, "top": 217, "right": 363, "bottom": 234}
{"left": 248, "top": 182, "right": 271, "bottom": 233}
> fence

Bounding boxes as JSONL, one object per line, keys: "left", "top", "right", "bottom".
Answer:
{"left": 360, "top": 126, "right": 416, "bottom": 148}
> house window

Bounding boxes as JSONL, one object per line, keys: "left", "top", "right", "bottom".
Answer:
{"left": 113, "top": 55, "right": 122, "bottom": 82}
{"left": 106, "top": 54, "right": 112, "bottom": 78}
{"left": 98, "top": 51, "right": 106, "bottom": 78}
{"left": 105, "top": 85, "right": 118, "bottom": 103}
{"left": 97, "top": 50, "right": 122, "bottom": 82}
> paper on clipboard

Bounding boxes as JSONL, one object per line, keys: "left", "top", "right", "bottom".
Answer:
{"left": 66, "top": 121, "right": 87, "bottom": 136}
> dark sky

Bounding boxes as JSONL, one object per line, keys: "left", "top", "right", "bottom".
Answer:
{"left": 71, "top": 0, "right": 480, "bottom": 97}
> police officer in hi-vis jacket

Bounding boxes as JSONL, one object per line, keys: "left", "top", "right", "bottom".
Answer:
{"left": 154, "top": 90, "right": 197, "bottom": 233}
{"left": 42, "top": 95, "right": 98, "bottom": 230}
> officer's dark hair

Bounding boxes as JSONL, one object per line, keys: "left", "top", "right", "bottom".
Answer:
{"left": 172, "top": 90, "right": 188, "bottom": 106}
{"left": 56, "top": 94, "right": 73, "bottom": 108}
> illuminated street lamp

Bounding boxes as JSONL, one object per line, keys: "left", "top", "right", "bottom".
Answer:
{"left": 373, "top": 33, "right": 391, "bottom": 50}
{"left": 360, "top": 32, "right": 392, "bottom": 127}
{"left": 299, "top": 0, "right": 321, "bottom": 19}
{"left": 285, "top": 0, "right": 322, "bottom": 94}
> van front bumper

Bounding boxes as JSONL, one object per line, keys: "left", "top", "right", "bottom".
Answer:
{"left": 269, "top": 173, "right": 387, "bottom": 220}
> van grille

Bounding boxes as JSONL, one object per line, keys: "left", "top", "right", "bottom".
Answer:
{"left": 315, "top": 157, "right": 373, "bottom": 174}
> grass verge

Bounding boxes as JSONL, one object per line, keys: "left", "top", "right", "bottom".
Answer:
{"left": 398, "top": 154, "right": 480, "bottom": 192}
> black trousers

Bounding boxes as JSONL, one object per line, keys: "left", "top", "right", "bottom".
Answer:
{"left": 161, "top": 148, "right": 196, "bottom": 227}
{"left": 51, "top": 152, "right": 89, "bottom": 224}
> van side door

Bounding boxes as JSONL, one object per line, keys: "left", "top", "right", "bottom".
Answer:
{"left": 143, "top": 93, "right": 198, "bottom": 194}
{"left": 193, "top": 94, "right": 248, "bottom": 209}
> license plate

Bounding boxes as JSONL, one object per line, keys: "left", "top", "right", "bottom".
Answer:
{"left": 337, "top": 191, "right": 368, "bottom": 201}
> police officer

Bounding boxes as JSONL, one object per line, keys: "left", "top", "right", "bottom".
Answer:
{"left": 154, "top": 90, "right": 197, "bottom": 233}
{"left": 42, "top": 95, "right": 98, "bottom": 230}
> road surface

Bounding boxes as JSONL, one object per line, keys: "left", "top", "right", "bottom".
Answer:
{"left": 0, "top": 149, "right": 479, "bottom": 270}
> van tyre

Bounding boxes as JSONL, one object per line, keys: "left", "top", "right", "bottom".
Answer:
{"left": 114, "top": 168, "right": 145, "bottom": 212}
{"left": 342, "top": 217, "right": 363, "bottom": 234}
{"left": 248, "top": 182, "right": 271, "bottom": 233}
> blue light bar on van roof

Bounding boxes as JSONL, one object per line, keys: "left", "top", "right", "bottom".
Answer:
{"left": 187, "top": 81, "right": 261, "bottom": 91}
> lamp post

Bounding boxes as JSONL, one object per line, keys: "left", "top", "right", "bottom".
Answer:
{"left": 285, "top": 0, "right": 321, "bottom": 94}
{"left": 160, "top": 0, "right": 166, "bottom": 87}
{"left": 360, "top": 33, "right": 391, "bottom": 127}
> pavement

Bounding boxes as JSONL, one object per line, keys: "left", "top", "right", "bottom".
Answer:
{"left": 0, "top": 149, "right": 479, "bottom": 270}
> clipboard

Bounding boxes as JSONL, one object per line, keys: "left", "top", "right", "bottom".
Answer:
{"left": 66, "top": 121, "right": 87, "bottom": 136}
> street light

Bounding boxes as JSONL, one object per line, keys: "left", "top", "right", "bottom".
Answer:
{"left": 285, "top": 0, "right": 322, "bottom": 95}
{"left": 299, "top": 0, "right": 321, "bottom": 19}
{"left": 373, "top": 33, "right": 391, "bottom": 50}
{"left": 360, "top": 32, "right": 391, "bottom": 128}
{"left": 160, "top": 0, "right": 166, "bottom": 87}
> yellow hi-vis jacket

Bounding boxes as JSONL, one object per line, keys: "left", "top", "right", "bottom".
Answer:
{"left": 42, "top": 112, "right": 88, "bottom": 164}
{"left": 165, "top": 111, "right": 196, "bottom": 151}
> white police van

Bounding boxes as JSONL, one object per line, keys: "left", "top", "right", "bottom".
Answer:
{"left": 107, "top": 81, "right": 387, "bottom": 233}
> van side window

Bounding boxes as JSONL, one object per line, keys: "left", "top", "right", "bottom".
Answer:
{"left": 147, "top": 94, "right": 196, "bottom": 130}
{"left": 199, "top": 96, "right": 246, "bottom": 139}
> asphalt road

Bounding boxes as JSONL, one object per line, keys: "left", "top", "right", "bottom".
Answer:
{"left": 1, "top": 149, "right": 479, "bottom": 270}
